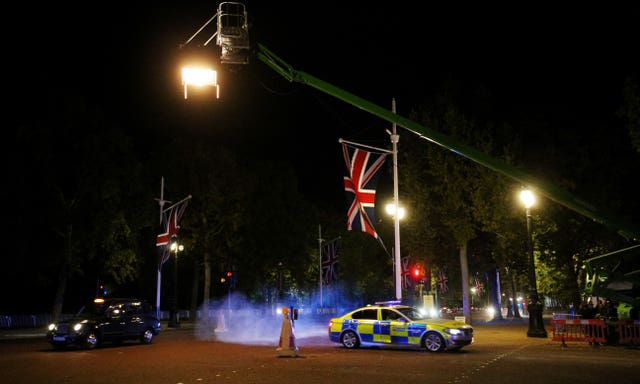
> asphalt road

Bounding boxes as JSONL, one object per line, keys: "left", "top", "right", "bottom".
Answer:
{"left": 1, "top": 318, "right": 638, "bottom": 384}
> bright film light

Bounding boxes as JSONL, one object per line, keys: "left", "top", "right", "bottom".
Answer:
{"left": 182, "top": 67, "right": 217, "bottom": 86}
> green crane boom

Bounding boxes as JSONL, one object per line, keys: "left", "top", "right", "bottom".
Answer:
{"left": 257, "top": 43, "right": 640, "bottom": 243}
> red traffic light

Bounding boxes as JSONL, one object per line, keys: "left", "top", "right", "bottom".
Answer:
{"left": 226, "top": 271, "right": 233, "bottom": 277}
{"left": 412, "top": 267, "right": 422, "bottom": 279}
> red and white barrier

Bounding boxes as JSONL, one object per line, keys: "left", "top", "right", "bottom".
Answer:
{"left": 617, "top": 319, "right": 640, "bottom": 345}
{"left": 550, "top": 318, "right": 607, "bottom": 346}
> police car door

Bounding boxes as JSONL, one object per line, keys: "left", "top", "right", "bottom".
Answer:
{"left": 376, "top": 308, "right": 406, "bottom": 344}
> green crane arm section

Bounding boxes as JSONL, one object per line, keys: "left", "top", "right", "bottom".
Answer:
{"left": 257, "top": 43, "right": 640, "bottom": 242}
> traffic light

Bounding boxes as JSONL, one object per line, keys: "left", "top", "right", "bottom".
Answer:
{"left": 412, "top": 266, "right": 428, "bottom": 284}
{"left": 223, "top": 271, "right": 236, "bottom": 288}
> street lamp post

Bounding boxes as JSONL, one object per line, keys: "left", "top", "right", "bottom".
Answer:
{"left": 385, "top": 200, "right": 405, "bottom": 301}
{"left": 519, "top": 189, "right": 548, "bottom": 338}
{"left": 169, "top": 242, "right": 184, "bottom": 328}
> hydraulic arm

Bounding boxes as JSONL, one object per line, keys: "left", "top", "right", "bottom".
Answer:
{"left": 257, "top": 43, "right": 640, "bottom": 243}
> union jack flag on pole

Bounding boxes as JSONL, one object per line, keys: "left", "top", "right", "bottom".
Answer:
{"left": 156, "top": 196, "right": 191, "bottom": 269}
{"left": 401, "top": 256, "right": 412, "bottom": 290}
{"left": 438, "top": 270, "right": 449, "bottom": 294}
{"left": 474, "top": 276, "right": 484, "bottom": 293}
{"left": 342, "top": 142, "right": 387, "bottom": 243}
{"left": 321, "top": 237, "right": 340, "bottom": 284}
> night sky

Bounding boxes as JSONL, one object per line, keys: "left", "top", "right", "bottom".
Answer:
{"left": 7, "top": 2, "right": 639, "bottom": 223}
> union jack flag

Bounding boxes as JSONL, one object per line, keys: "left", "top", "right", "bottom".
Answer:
{"left": 156, "top": 197, "right": 190, "bottom": 269}
{"left": 342, "top": 143, "right": 387, "bottom": 241}
{"left": 474, "top": 276, "right": 484, "bottom": 293}
{"left": 438, "top": 270, "right": 448, "bottom": 294}
{"left": 321, "top": 238, "right": 340, "bottom": 284}
{"left": 401, "top": 256, "right": 412, "bottom": 290}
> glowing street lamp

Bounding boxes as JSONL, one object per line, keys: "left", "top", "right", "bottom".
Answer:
{"left": 519, "top": 189, "right": 547, "bottom": 338}
{"left": 385, "top": 203, "right": 406, "bottom": 220}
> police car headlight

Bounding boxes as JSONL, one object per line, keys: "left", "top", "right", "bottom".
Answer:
{"left": 48, "top": 323, "right": 56, "bottom": 331}
{"left": 445, "top": 328, "right": 463, "bottom": 335}
{"left": 73, "top": 323, "right": 83, "bottom": 332}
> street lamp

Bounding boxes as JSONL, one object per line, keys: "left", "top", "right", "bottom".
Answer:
{"left": 385, "top": 203, "right": 406, "bottom": 220}
{"left": 519, "top": 189, "right": 548, "bottom": 338}
{"left": 386, "top": 197, "right": 405, "bottom": 302}
{"left": 169, "top": 242, "right": 184, "bottom": 328}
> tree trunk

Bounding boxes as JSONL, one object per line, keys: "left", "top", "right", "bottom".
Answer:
{"left": 460, "top": 243, "right": 471, "bottom": 324}
{"left": 190, "top": 255, "right": 200, "bottom": 320}
{"left": 52, "top": 225, "right": 72, "bottom": 322}
{"left": 491, "top": 267, "right": 504, "bottom": 320}
{"left": 510, "top": 271, "right": 522, "bottom": 318}
{"left": 203, "top": 252, "right": 211, "bottom": 310}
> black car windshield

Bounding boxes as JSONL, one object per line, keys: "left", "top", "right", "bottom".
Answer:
{"left": 76, "top": 302, "right": 109, "bottom": 316}
{"left": 395, "top": 306, "right": 427, "bottom": 320}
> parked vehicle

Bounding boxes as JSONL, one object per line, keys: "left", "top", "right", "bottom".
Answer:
{"left": 46, "top": 298, "right": 161, "bottom": 350}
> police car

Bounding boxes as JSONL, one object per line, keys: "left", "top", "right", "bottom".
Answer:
{"left": 328, "top": 301, "right": 473, "bottom": 352}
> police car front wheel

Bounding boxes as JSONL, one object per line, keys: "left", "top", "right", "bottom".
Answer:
{"left": 341, "top": 330, "right": 360, "bottom": 349}
{"left": 423, "top": 332, "right": 445, "bottom": 352}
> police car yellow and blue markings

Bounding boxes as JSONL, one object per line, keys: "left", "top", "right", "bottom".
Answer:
{"left": 330, "top": 318, "right": 432, "bottom": 346}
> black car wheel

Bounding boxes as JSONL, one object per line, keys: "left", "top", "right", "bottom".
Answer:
{"left": 140, "top": 329, "right": 154, "bottom": 344}
{"left": 341, "top": 330, "right": 360, "bottom": 349}
{"left": 423, "top": 332, "right": 445, "bottom": 352}
{"left": 83, "top": 331, "right": 99, "bottom": 349}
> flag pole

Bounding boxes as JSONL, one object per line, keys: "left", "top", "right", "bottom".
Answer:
{"left": 154, "top": 177, "right": 169, "bottom": 319}
{"left": 390, "top": 98, "right": 402, "bottom": 302}
{"left": 318, "top": 224, "right": 323, "bottom": 308}
{"left": 161, "top": 195, "right": 193, "bottom": 214}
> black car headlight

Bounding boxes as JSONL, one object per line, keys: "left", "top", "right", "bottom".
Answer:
{"left": 73, "top": 323, "right": 84, "bottom": 332}
{"left": 48, "top": 323, "right": 57, "bottom": 331}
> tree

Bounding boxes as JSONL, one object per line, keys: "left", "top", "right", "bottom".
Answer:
{"left": 7, "top": 91, "right": 148, "bottom": 318}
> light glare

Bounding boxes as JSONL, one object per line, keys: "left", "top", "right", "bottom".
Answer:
{"left": 182, "top": 67, "right": 217, "bottom": 86}
{"left": 519, "top": 189, "right": 535, "bottom": 208}
{"left": 385, "top": 203, "right": 406, "bottom": 220}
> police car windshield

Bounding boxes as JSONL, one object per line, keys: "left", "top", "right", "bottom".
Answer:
{"left": 395, "top": 306, "right": 427, "bottom": 320}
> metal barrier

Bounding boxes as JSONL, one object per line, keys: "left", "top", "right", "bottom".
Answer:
{"left": 551, "top": 318, "right": 607, "bottom": 347}
{"left": 617, "top": 320, "right": 640, "bottom": 345}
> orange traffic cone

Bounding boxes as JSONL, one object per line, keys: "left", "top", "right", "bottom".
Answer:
{"left": 276, "top": 308, "right": 299, "bottom": 357}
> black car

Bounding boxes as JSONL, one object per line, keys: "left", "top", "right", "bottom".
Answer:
{"left": 46, "top": 298, "right": 161, "bottom": 349}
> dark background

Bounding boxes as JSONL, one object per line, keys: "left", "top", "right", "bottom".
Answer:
{"left": 9, "top": 2, "right": 638, "bottom": 199}
{"left": 4, "top": 2, "right": 639, "bottom": 313}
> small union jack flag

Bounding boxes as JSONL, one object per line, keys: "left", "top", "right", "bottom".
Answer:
{"left": 321, "top": 238, "right": 340, "bottom": 284}
{"left": 342, "top": 143, "right": 387, "bottom": 241}
{"left": 401, "top": 256, "right": 412, "bottom": 290}
{"left": 438, "top": 270, "right": 449, "bottom": 294}
{"left": 474, "top": 277, "right": 483, "bottom": 293}
{"left": 156, "top": 197, "right": 190, "bottom": 269}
